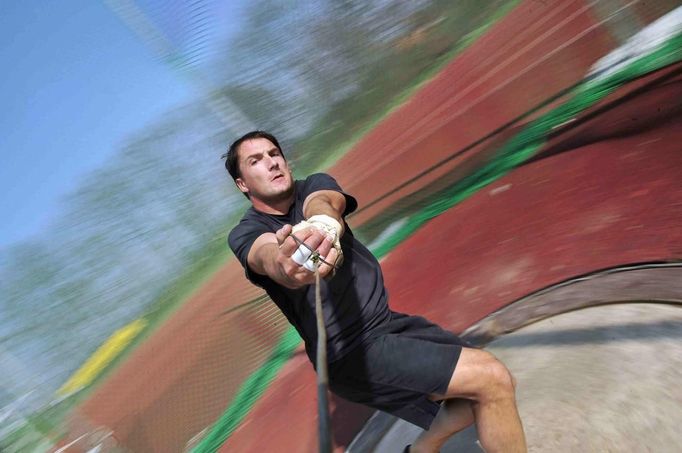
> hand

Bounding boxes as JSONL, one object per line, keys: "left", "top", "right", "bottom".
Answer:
{"left": 292, "top": 216, "right": 344, "bottom": 268}
{"left": 294, "top": 215, "right": 342, "bottom": 253}
{"left": 275, "top": 224, "right": 339, "bottom": 288}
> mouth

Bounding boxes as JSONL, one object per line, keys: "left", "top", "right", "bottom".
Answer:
{"left": 271, "top": 174, "right": 284, "bottom": 182}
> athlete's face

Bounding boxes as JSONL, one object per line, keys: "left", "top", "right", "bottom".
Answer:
{"left": 235, "top": 137, "right": 294, "bottom": 203}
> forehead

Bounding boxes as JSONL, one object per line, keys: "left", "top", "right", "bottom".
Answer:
{"left": 238, "top": 137, "right": 278, "bottom": 160}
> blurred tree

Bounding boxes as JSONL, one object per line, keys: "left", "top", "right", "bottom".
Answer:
{"left": 0, "top": 102, "right": 243, "bottom": 400}
{"left": 0, "top": 0, "right": 517, "bottom": 411}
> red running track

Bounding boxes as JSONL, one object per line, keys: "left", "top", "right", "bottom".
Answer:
{"left": 220, "top": 63, "right": 682, "bottom": 453}
{"left": 65, "top": 1, "right": 680, "bottom": 450}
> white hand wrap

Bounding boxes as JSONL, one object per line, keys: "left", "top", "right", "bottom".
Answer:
{"left": 308, "top": 215, "right": 342, "bottom": 250}
{"left": 291, "top": 214, "right": 344, "bottom": 269}
{"left": 302, "top": 259, "right": 317, "bottom": 272}
{"left": 292, "top": 215, "right": 341, "bottom": 245}
{"left": 291, "top": 244, "right": 313, "bottom": 266}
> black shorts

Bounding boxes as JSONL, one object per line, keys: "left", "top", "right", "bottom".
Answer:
{"left": 328, "top": 311, "right": 471, "bottom": 430}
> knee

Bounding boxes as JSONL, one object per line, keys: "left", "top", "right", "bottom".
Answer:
{"left": 479, "top": 352, "right": 516, "bottom": 399}
{"left": 439, "top": 348, "right": 517, "bottom": 402}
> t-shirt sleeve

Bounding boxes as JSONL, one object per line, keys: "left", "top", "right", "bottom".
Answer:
{"left": 228, "top": 217, "right": 272, "bottom": 286}
{"left": 303, "top": 173, "right": 358, "bottom": 216}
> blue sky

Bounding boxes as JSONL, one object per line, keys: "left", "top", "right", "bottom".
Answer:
{"left": 0, "top": 1, "right": 241, "bottom": 248}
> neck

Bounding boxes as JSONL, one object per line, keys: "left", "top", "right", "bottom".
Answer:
{"left": 251, "top": 192, "right": 295, "bottom": 215}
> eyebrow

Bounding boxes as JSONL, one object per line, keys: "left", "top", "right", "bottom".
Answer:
{"left": 243, "top": 147, "right": 280, "bottom": 162}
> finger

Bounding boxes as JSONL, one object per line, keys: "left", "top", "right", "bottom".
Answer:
{"left": 276, "top": 224, "right": 292, "bottom": 246}
{"left": 302, "top": 229, "right": 326, "bottom": 255}
{"left": 292, "top": 243, "right": 314, "bottom": 265}
{"left": 289, "top": 226, "right": 316, "bottom": 248}
{"left": 279, "top": 228, "right": 313, "bottom": 256}
{"left": 288, "top": 261, "right": 316, "bottom": 284}
{"left": 301, "top": 236, "right": 333, "bottom": 271}
{"left": 316, "top": 235, "right": 333, "bottom": 259}
{"left": 278, "top": 234, "right": 298, "bottom": 256}
{"left": 297, "top": 272, "right": 316, "bottom": 286}
{"left": 302, "top": 244, "right": 338, "bottom": 274}
{"left": 319, "top": 248, "right": 338, "bottom": 277}
{"left": 302, "top": 258, "right": 317, "bottom": 272}
{"left": 300, "top": 232, "right": 332, "bottom": 272}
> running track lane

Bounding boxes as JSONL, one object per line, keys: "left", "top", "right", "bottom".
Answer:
{"left": 69, "top": 2, "right": 679, "bottom": 450}
{"left": 219, "top": 74, "right": 682, "bottom": 453}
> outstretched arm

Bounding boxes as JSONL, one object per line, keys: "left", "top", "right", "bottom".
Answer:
{"left": 302, "top": 190, "right": 347, "bottom": 238}
{"left": 246, "top": 190, "right": 347, "bottom": 289}
{"left": 247, "top": 224, "right": 338, "bottom": 289}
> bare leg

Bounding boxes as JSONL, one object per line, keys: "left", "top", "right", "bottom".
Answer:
{"left": 410, "top": 398, "right": 475, "bottom": 453}
{"left": 470, "top": 387, "right": 525, "bottom": 453}
{"left": 430, "top": 348, "right": 526, "bottom": 453}
{"left": 409, "top": 348, "right": 526, "bottom": 452}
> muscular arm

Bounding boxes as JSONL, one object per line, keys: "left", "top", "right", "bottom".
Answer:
{"left": 247, "top": 230, "right": 301, "bottom": 289}
{"left": 246, "top": 189, "right": 347, "bottom": 289}
{"left": 302, "top": 189, "right": 347, "bottom": 237}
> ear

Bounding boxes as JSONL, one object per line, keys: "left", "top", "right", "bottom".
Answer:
{"left": 235, "top": 177, "right": 249, "bottom": 195}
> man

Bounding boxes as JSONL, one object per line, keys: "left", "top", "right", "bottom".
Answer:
{"left": 226, "top": 131, "right": 527, "bottom": 453}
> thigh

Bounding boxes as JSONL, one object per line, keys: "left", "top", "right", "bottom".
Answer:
{"left": 328, "top": 333, "right": 457, "bottom": 431}
{"left": 331, "top": 315, "right": 467, "bottom": 398}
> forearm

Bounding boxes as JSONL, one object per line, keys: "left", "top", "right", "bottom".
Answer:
{"left": 303, "top": 191, "right": 346, "bottom": 237}
{"left": 258, "top": 242, "right": 305, "bottom": 289}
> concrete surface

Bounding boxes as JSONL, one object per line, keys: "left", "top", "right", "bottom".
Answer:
{"left": 371, "top": 303, "right": 682, "bottom": 453}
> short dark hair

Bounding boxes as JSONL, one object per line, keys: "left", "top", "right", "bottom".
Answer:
{"left": 223, "top": 130, "right": 284, "bottom": 181}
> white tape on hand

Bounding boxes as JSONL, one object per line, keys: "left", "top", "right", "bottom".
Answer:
{"left": 291, "top": 244, "right": 312, "bottom": 265}
{"left": 307, "top": 215, "right": 341, "bottom": 241}
{"left": 303, "top": 259, "right": 316, "bottom": 272}
{"left": 307, "top": 215, "right": 343, "bottom": 260}
{"left": 291, "top": 216, "right": 344, "bottom": 270}
{"left": 291, "top": 220, "right": 312, "bottom": 235}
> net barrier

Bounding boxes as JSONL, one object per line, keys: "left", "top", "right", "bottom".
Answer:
{"left": 193, "top": 16, "right": 682, "bottom": 453}
{"left": 36, "top": 2, "right": 680, "bottom": 452}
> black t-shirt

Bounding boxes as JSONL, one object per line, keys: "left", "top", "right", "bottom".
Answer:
{"left": 228, "top": 173, "right": 391, "bottom": 365}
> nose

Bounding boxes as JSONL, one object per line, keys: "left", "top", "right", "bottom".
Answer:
{"left": 266, "top": 155, "right": 279, "bottom": 169}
